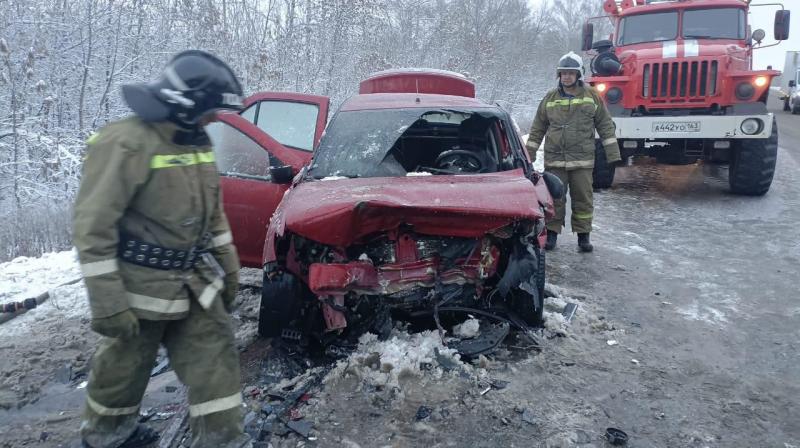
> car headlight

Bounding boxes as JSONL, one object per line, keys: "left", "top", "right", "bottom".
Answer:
{"left": 740, "top": 118, "right": 763, "bottom": 135}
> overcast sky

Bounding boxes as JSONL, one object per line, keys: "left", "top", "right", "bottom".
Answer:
{"left": 529, "top": 0, "right": 798, "bottom": 70}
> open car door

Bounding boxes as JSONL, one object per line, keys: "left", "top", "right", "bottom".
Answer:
{"left": 207, "top": 93, "right": 330, "bottom": 268}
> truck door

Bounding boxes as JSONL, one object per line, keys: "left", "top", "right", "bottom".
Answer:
{"left": 207, "top": 93, "right": 330, "bottom": 268}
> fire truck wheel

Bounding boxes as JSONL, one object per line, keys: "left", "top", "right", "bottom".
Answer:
{"left": 258, "top": 269, "right": 304, "bottom": 337}
{"left": 592, "top": 140, "right": 616, "bottom": 189}
{"left": 792, "top": 104, "right": 800, "bottom": 115}
{"left": 729, "top": 117, "right": 778, "bottom": 196}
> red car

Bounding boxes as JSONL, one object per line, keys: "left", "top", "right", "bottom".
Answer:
{"left": 209, "top": 70, "right": 559, "bottom": 342}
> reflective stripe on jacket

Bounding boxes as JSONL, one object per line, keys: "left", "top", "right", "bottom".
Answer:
{"left": 526, "top": 83, "right": 621, "bottom": 170}
{"left": 73, "top": 117, "right": 240, "bottom": 320}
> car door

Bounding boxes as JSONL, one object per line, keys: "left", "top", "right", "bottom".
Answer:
{"left": 207, "top": 93, "right": 330, "bottom": 268}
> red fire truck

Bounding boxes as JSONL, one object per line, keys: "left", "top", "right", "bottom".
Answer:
{"left": 582, "top": 0, "right": 790, "bottom": 195}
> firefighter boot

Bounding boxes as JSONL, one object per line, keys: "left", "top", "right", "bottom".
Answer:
{"left": 578, "top": 233, "right": 593, "bottom": 253}
{"left": 545, "top": 230, "right": 558, "bottom": 251}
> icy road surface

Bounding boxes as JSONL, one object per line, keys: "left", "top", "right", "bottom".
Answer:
{"left": 0, "top": 98, "right": 798, "bottom": 447}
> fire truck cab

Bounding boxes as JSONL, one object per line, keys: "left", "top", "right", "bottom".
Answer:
{"left": 582, "top": 0, "right": 790, "bottom": 195}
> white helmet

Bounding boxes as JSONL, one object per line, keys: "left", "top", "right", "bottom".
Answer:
{"left": 556, "top": 51, "right": 583, "bottom": 78}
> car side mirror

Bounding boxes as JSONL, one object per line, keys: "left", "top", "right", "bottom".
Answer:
{"left": 752, "top": 28, "right": 766, "bottom": 44}
{"left": 790, "top": 80, "right": 796, "bottom": 88}
{"left": 775, "top": 10, "right": 791, "bottom": 41}
{"left": 541, "top": 171, "right": 565, "bottom": 200}
{"left": 269, "top": 165, "right": 294, "bottom": 184}
{"left": 582, "top": 23, "right": 594, "bottom": 52}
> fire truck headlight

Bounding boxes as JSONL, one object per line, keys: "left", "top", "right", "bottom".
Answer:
{"left": 596, "top": 83, "right": 608, "bottom": 93}
{"left": 754, "top": 76, "right": 768, "bottom": 87}
{"left": 741, "top": 118, "right": 763, "bottom": 135}
{"left": 735, "top": 82, "right": 755, "bottom": 100}
{"left": 606, "top": 87, "right": 623, "bottom": 103}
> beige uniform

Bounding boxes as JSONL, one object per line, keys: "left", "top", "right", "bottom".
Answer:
{"left": 526, "top": 84, "right": 621, "bottom": 233}
{"left": 73, "top": 117, "right": 248, "bottom": 448}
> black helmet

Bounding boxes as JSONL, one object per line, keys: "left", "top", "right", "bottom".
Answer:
{"left": 122, "top": 50, "right": 243, "bottom": 125}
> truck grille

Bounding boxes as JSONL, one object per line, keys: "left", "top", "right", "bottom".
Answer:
{"left": 642, "top": 60, "right": 718, "bottom": 100}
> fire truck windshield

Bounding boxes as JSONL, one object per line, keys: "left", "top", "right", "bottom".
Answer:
{"left": 618, "top": 11, "right": 678, "bottom": 45}
{"left": 618, "top": 8, "right": 746, "bottom": 45}
{"left": 683, "top": 8, "right": 745, "bottom": 40}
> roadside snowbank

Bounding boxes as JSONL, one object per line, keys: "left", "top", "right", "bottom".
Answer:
{"left": 0, "top": 250, "right": 87, "bottom": 337}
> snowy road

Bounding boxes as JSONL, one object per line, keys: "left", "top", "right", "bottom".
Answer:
{"left": 0, "top": 99, "right": 798, "bottom": 447}
{"left": 542, "top": 96, "right": 800, "bottom": 446}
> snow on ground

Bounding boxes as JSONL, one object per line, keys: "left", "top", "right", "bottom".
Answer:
{"left": 323, "top": 329, "right": 468, "bottom": 391}
{"left": 0, "top": 249, "right": 87, "bottom": 337}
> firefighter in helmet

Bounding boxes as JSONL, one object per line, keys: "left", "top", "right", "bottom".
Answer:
{"left": 526, "top": 51, "right": 621, "bottom": 252}
{"left": 73, "top": 50, "right": 250, "bottom": 447}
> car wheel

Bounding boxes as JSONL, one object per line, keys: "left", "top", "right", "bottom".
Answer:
{"left": 258, "top": 269, "right": 304, "bottom": 337}
{"left": 511, "top": 247, "right": 545, "bottom": 326}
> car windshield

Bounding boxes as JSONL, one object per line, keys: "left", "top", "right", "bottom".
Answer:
{"left": 683, "top": 8, "right": 745, "bottom": 39}
{"left": 307, "top": 108, "right": 505, "bottom": 179}
{"left": 618, "top": 12, "right": 678, "bottom": 45}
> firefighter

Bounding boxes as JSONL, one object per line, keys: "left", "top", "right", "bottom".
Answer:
{"left": 73, "top": 50, "right": 250, "bottom": 448}
{"left": 526, "top": 51, "right": 621, "bottom": 252}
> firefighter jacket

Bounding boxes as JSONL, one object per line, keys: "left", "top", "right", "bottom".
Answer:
{"left": 73, "top": 117, "right": 240, "bottom": 321}
{"left": 526, "top": 83, "right": 621, "bottom": 170}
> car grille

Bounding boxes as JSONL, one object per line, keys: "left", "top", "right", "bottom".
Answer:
{"left": 642, "top": 60, "right": 719, "bottom": 101}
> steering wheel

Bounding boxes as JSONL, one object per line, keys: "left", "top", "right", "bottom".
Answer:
{"left": 434, "top": 149, "right": 484, "bottom": 173}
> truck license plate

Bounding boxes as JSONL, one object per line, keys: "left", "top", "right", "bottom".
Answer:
{"left": 652, "top": 121, "right": 700, "bottom": 133}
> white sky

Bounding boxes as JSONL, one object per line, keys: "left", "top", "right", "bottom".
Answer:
{"left": 529, "top": 0, "right": 799, "bottom": 70}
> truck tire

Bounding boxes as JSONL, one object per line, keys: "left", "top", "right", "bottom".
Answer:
{"left": 793, "top": 104, "right": 800, "bottom": 115}
{"left": 592, "top": 140, "right": 616, "bottom": 189}
{"left": 729, "top": 117, "right": 778, "bottom": 196}
{"left": 258, "top": 269, "right": 303, "bottom": 337}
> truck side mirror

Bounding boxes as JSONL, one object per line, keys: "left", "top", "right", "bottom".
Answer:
{"left": 582, "top": 23, "right": 594, "bottom": 52}
{"left": 269, "top": 165, "right": 294, "bottom": 184}
{"left": 775, "top": 10, "right": 791, "bottom": 41}
{"left": 790, "top": 80, "right": 796, "bottom": 88}
{"left": 751, "top": 28, "right": 766, "bottom": 44}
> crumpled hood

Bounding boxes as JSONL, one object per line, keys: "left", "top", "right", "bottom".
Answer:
{"left": 274, "top": 169, "right": 543, "bottom": 247}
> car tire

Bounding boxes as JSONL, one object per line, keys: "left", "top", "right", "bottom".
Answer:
{"left": 258, "top": 269, "right": 303, "bottom": 337}
{"left": 728, "top": 117, "right": 778, "bottom": 196}
{"left": 512, "top": 247, "right": 545, "bottom": 326}
{"left": 592, "top": 140, "right": 616, "bottom": 189}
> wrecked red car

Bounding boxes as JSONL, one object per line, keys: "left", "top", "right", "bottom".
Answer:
{"left": 210, "top": 70, "right": 558, "bottom": 343}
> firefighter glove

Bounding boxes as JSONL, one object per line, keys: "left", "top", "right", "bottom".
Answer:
{"left": 91, "top": 309, "right": 140, "bottom": 339}
{"left": 222, "top": 271, "right": 239, "bottom": 313}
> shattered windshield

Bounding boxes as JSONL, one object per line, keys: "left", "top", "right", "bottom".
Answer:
{"left": 683, "top": 8, "right": 745, "bottom": 39}
{"left": 617, "top": 12, "right": 678, "bottom": 45}
{"left": 308, "top": 108, "right": 504, "bottom": 179}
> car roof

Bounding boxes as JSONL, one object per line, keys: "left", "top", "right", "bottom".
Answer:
{"left": 339, "top": 93, "right": 496, "bottom": 112}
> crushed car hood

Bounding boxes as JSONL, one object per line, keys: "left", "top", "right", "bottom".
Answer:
{"left": 276, "top": 169, "right": 542, "bottom": 247}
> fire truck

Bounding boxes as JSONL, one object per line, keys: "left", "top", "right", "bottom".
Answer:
{"left": 582, "top": 0, "right": 790, "bottom": 195}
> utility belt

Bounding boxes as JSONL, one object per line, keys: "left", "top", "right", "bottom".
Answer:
{"left": 118, "top": 233, "right": 210, "bottom": 271}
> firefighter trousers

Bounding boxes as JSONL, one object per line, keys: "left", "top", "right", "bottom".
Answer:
{"left": 80, "top": 288, "right": 250, "bottom": 448}
{"left": 545, "top": 167, "right": 593, "bottom": 234}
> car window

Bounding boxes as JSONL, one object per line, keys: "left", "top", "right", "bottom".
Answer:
{"left": 308, "top": 108, "right": 504, "bottom": 179}
{"left": 205, "top": 122, "right": 271, "bottom": 181}
{"left": 255, "top": 101, "right": 319, "bottom": 152}
{"left": 240, "top": 104, "right": 257, "bottom": 123}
